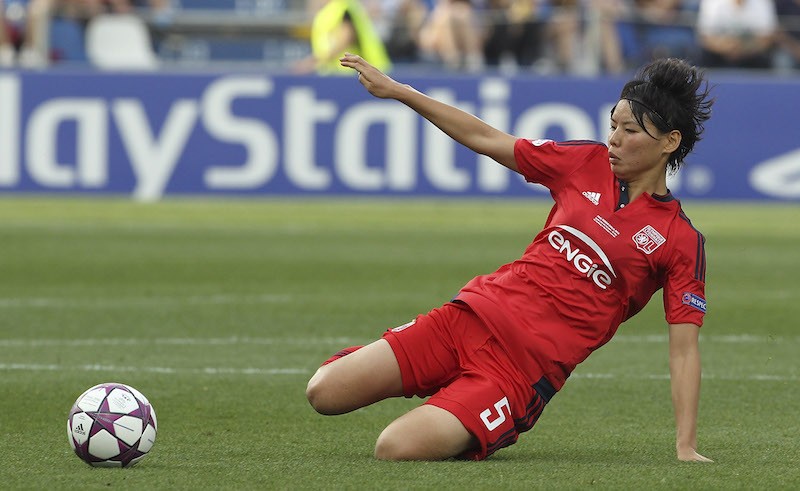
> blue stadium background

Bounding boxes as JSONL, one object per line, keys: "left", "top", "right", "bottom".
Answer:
{"left": 1, "top": 0, "right": 798, "bottom": 202}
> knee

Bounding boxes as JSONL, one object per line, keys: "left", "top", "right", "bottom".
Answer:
{"left": 305, "top": 369, "right": 337, "bottom": 415}
{"left": 374, "top": 426, "right": 423, "bottom": 461}
{"left": 374, "top": 405, "right": 475, "bottom": 461}
{"left": 374, "top": 427, "right": 406, "bottom": 461}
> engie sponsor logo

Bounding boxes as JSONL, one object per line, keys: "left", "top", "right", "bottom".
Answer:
{"left": 681, "top": 292, "right": 707, "bottom": 313}
{"left": 547, "top": 225, "right": 617, "bottom": 290}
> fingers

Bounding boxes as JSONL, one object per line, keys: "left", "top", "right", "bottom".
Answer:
{"left": 341, "top": 52, "right": 360, "bottom": 63}
{"left": 340, "top": 53, "right": 372, "bottom": 77}
{"left": 339, "top": 52, "right": 361, "bottom": 72}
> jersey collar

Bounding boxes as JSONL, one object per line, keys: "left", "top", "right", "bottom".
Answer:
{"left": 616, "top": 180, "right": 630, "bottom": 210}
{"left": 616, "top": 180, "right": 676, "bottom": 210}
{"left": 651, "top": 191, "right": 676, "bottom": 202}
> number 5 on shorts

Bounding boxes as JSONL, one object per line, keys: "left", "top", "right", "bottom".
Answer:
{"left": 480, "top": 396, "right": 510, "bottom": 431}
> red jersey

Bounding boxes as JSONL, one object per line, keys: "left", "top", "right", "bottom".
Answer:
{"left": 455, "top": 139, "right": 707, "bottom": 391}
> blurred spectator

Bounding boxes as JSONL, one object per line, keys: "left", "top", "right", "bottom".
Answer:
{"left": 483, "top": 0, "right": 549, "bottom": 70}
{"left": 1, "top": 0, "right": 48, "bottom": 66}
{"left": 697, "top": 0, "right": 778, "bottom": 69}
{"left": 109, "top": 0, "right": 169, "bottom": 12}
{"left": 617, "top": 0, "right": 698, "bottom": 65}
{"left": 547, "top": 0, "right": 580, "bottom": 72}
{"left": 573, "top": 0, "right": 631, "bottom": 74}
{"left": 0, "top": 1, "right": 14, "bottom": 65}
{"left": 418, "top": 0, "right": 484, "bottom": 71}
{"left": 22, "top": 1, "right": 87, "bottom": 66}
{"left": 775, "top": 0, "right": 800, "bottom": 67}
{"left": 384, "top": 0, "right": 427, "bottom": 63}
{"left": 295, "top": 0, "right": 391, "bottom": 74}
{"left": 29, "top": 1, "right": 105, "bottom": 65}
{"left": 585, "top": 0, "right": 627, "bottom": 73}
{"left": 1, "top": 0, "right": 168, "bottom": 67}
{"left": 107, "top": 0, "right": 173, "bottom": 26}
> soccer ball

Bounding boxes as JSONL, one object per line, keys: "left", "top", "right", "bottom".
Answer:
{"left": 67, "top": 382, "right": 158, "bottom": 467}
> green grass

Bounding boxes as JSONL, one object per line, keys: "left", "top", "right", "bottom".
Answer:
{"left": 0, "top": 197, "right": 798, "bottom": 489}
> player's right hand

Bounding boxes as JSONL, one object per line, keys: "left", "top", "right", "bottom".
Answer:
{"left": 340, "top": 53, "right": 402, "bottom": 100}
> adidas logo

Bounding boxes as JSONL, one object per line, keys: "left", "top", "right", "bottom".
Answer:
{"left": 582, "top": 191, "right": 601, "bottom": 205}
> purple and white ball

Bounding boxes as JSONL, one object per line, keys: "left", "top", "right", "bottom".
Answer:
{"left": 67, "top": 382, "right": 157, "bottom": 467}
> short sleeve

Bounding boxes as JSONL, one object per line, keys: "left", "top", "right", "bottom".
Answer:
{"left": 514, "top": 139, "right": 608, "bottom": 189}
{"left": 663, "top": 225, "right": 707, "bottom": 327}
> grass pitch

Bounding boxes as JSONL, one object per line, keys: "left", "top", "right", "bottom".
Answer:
{"left": 0, "top": 197, "right": 798, "bottom": 489}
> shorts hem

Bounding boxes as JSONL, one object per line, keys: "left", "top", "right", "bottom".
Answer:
{"left": 382, "top": 330, "right": 416, "bottom": 397}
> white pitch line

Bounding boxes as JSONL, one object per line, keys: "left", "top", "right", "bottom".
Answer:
{"left": 0, "top": 334, "right": 795, "bottom": 349}
{"left": 567, "top": 372, "right": 799, "bottom": 382}
{"left": 612, "top": 334, "right": 797, "bottom": 343}
{"left": 0, "top": 293, "right": 292, "bottom": 309}
{"left": 569, "top": 373, "right": 800, "bottom": 382}
{"left": 0, "top": 363, "right": 796, "bottom": 382}
{"left": 0, "top": 336, "right": 366, "bottom": 348}
{"left": 0, "top": 363, "right": 309, "bottom": 376}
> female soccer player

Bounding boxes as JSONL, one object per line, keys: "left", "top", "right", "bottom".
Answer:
{"left": 306, "top": 54, "right": 714, "bottom": 462}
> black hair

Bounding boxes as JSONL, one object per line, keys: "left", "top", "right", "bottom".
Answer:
{"left": 617, "top": 58, "right": 714, "bottom": 174}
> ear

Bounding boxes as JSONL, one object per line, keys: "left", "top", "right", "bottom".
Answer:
{"left": 663, "top": 130, "right": 682, "bottom": 154}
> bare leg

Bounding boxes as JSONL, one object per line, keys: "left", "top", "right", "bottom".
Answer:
{"left": 449, "top": 1, "right": 483, "bottom": 71}
{"left": 308, "top": 337, "right": 478, "bottom": 460}
{"left": 375, "top": 404, "right": 477, "bottom": 460}
{"left": 549, "top": 7, "right": 578, "bottom": 71}
{"left": 418, "top": 2, "right": 460, "bottom": 68}
{"left": 0, "top": 1, "right": 15, "bottom": 66}
{"left": 20, "top": 0, "right": 55, "bottom": 66}
{"left": 0, "top": 0, "right": 7, "bottom": 44}
{"left": 306, "top": 339, "right": 404, "bottom": 415}
{"left": 592, "top": 0, "right": 625, "bottom": 73}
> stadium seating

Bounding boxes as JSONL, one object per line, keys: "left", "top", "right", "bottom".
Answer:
{"left": 152, "top": 0, "right": 310, "bottom": 66}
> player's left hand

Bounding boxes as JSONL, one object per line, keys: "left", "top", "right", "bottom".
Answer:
{"left": 677, "top": 447, "right": 714, "bottom": 462}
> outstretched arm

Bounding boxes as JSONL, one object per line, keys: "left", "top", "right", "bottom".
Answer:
{"left": 668, "top": 322, "right": 713, "bottom": 462}
{"left": 340, "top": 53, "right": 519, "bottom": 172}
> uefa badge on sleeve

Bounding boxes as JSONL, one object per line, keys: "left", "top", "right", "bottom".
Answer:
{"left": 682, "top": 292, "right": 707, "bottom": 313}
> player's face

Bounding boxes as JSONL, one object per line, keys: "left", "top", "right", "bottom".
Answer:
{"left": 607, "top": 100, "right": 672, "bottom": 181}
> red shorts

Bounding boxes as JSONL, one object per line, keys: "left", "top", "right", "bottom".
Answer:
{"left": 382, "top": 302, "right": 551, "bottom": 460}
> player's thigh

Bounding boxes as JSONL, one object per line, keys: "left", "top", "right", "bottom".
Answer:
{"left": 306, "top": 339, "right": 402, "bottom": 415}
{"left": 375, "top": 404, "right": 476, "bottom": 461}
